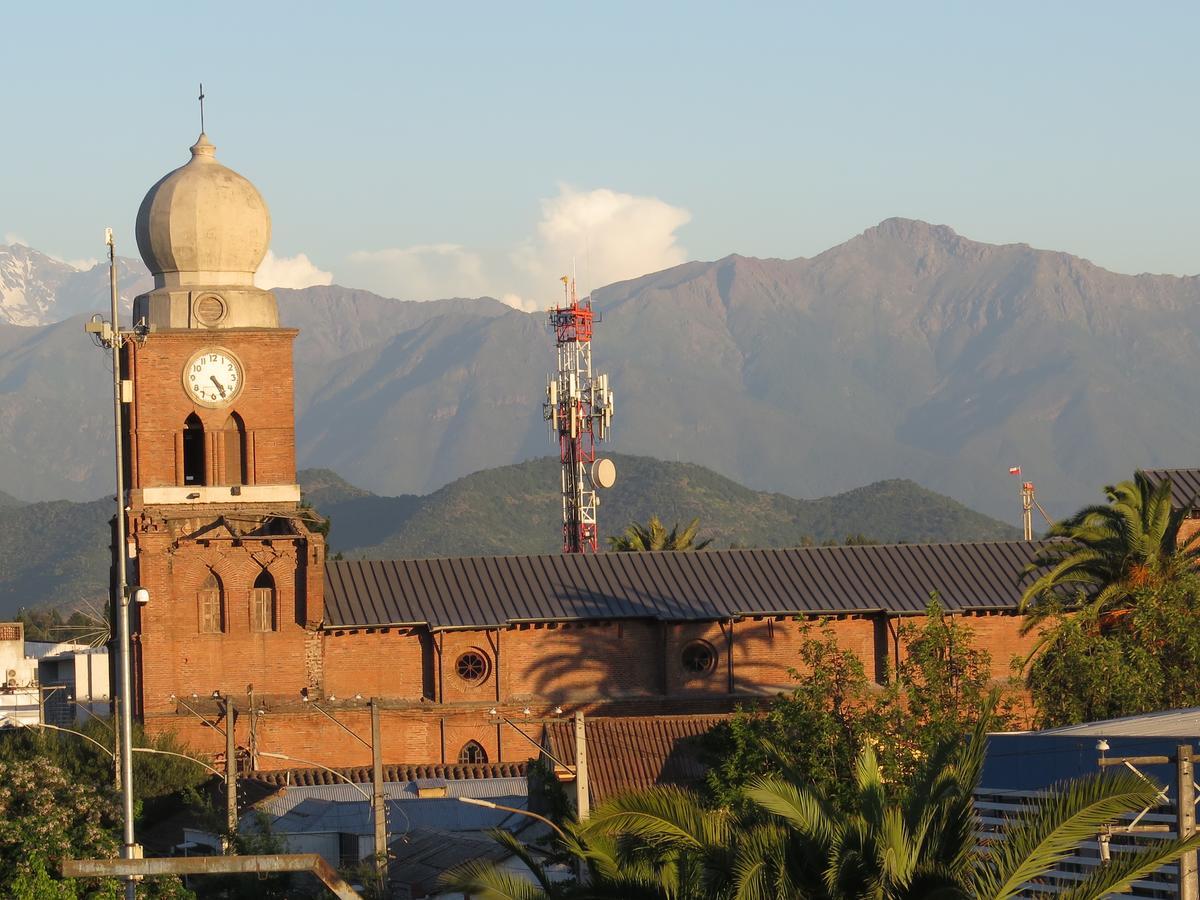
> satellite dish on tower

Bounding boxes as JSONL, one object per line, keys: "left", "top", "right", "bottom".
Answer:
{"left": 591, "top": 458, "right": 616, "bottom": 489}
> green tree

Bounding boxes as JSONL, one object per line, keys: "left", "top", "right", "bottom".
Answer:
{"left": 703, "top": 620, "right": 877, "bottom": 810}
{"left": 703, "top": 600, "right": 1009, "bottom": 808}
{"left": 1024, "top": 572, "right": 1200, "bottom": 728}
{"left": 0, "top": 756, "right": 193, "bottom": 899}
{"left": 608, "top": 515, "right": 713, "bottom": 551}
{"left": 1019, "top": 471, "right": 1200, "bottom": 623}
{"left": 884, "top": 597, "right": 1010, "bottom": 760}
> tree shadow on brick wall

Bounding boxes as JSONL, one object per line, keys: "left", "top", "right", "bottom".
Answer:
{"left": 520, "top": 587, "right": 790, "bottom": 702}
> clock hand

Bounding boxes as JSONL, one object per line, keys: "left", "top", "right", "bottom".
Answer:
{"left": 209, "top": 375, "right": 227, "bottom": 398}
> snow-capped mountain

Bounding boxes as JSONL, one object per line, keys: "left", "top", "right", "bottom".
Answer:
{"left": 0, "top": 244, "right": 150, "bottom": 326}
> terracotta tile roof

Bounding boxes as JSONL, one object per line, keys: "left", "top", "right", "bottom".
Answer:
{"left": 325, "top": 541, "right": 1049, "bottom": 630}
{"left": 251, "top": 760, "right": 527, "bottom": 787}
{"left": 543, "top": 714, "right": 729, "bottom": 806}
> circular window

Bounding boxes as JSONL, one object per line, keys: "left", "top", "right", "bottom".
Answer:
{"left": 193, "top": 293, "right": 228, "bottom": 327}
{"left": 681, "top": 640, "right": 717, "bottom": 675}
{"left": 455, "top": 650, "right": 490, "bottom": 685}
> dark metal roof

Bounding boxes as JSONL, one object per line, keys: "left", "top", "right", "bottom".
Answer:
{"left": 1143, "top": 469, "right": 1200, "bottom": 511}
{"left": 324, "top": 541, "right": 1048, "bottom": 630}
{"left": 544, "top": 714, "right": 729, "bottom": 806}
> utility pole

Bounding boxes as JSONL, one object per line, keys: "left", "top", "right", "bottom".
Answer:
{"left": 1180, "top": 745, "right": 1198, "bottom": 899}
{"left": 574, "top": 711, "right": 589, "bottom": 820}
{"left": 85, "top": 229, "right": 140, "bottom": 900}
{"left": 370, "top": 699, "right": 387, "bottom": 889}
{"left": 247, "top": 687, "right": 258, "bottom": 772}
{"left": 225, "top": 700, "right": 237, "bottom": 840}
{"left": 1098, "top": 743, "right": 1197, "bottom": 900}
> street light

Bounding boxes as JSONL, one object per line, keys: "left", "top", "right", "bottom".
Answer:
{"left": 257, "top": 750, "right": 412, "bottom": 834}
{"left": 457, "top": 796, "right": 568, "bottom": 843}
{"left": 85, "top": 228, "right": 149, "bottom": 900}
{"left": 257, "top": 751, "right": 371, "bottom": 800}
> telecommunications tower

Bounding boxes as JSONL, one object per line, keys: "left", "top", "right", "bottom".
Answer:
{"left": 544, "top": 275, "right": 616, "bottom": 553}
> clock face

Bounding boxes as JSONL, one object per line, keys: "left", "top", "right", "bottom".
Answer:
{"left": 183, "top": 348, "right": 243, "bottom": 408}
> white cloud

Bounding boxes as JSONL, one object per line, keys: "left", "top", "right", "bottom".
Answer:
{"left": 500, "top": 292, "right": 543, "bottom": 313}
{"left": 61, "top": 256, "right": 100, "bottom": 271}
{"left": 343, "top": 243, "right": 490, "bottom": 301}
{"left": 255, "top": 250, "right": 333, "bottom": 290}
{"left": 514, "top": 185, "right": 691, "bottom": 293}
{"left": 338, "top": 185, "right": 690, "bottom": 310}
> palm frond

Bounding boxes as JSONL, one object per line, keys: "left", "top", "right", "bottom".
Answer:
{"left": 744, "top": 776, "right": 837, "bottom": 848}
{"left": 580, "top": 785, "right": 729, "bottom": 852}
{"left": 439, "top": 858, "right": 550, "bottom": 899}
{"left": 972, "top": 770, "right": 1164, "bottom": 900}
{"left": 1036, "top": 833, "right": 1200, "bottom": 900}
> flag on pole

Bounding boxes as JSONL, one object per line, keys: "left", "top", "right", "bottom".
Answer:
{"left": 1008, "top": 466, "right": 1022, "bottom": 475}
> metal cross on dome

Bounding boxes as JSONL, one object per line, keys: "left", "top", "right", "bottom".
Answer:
{"left": 198, "top": 83, "right": 206, "bottom": 133}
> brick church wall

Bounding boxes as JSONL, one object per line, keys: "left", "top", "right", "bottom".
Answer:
{"left": 144, "top": 607, "right": 1039, "bottom": 768}
{"left": 135, "top": 531, "right": 314, "bottom": 717}
{"left": 125, "top": 331, "right": 298, "bottom": 489}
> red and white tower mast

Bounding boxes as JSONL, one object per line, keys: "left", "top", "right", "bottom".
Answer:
{"left": 544, "top": 275, "right": 615, "bottom": 553}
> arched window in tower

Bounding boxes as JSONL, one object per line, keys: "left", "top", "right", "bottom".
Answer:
{"left": 223, "top": 412, "right": 247, "bottom": 485}
{"left": 458, "top": 741, "right": 488, "bottom": 765}
{"left": 183, "top": 414, "right": 206, "bottom": 486}
{"left": 251, "top": 569, "right": 276, "bottom": 633}
{"left": 197, "top": 572, "right": 224, "bottom": 634}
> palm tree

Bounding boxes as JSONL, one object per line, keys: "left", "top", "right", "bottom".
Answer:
{"left": 442, "top": 810, "right": 724, "bottom": 898}
{"left": 1020, "top": 471, "right": 1200, "bottom": 623}
{"left": 740, "top": 715, "right": 1200, "bottom": 899}
{"left": 447, "top": 714, "right": 1200, "bottom": 900}
{"left": 608, "top": 515, "right": 713, "bottom": 551}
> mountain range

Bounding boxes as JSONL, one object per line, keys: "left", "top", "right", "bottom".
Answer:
{"left": 0, "top": 456, "right": 1016, "bottom": 617}
{"left": 2, "top": 218, "right": 1198, "bottom": 522}
{"left": 0, "top": 243, "right": 149, "bottom": 326}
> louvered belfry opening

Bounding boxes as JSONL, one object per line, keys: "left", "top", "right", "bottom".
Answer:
{"left": 182, "top": 413, "right": 205, "bottom": 485}
{"left": 223, "top": 411, "right": 247, "bottom": 485}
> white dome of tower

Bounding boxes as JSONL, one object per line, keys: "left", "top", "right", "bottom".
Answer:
{"left": 135, "top": 133, "right": 270, "bottom": 286}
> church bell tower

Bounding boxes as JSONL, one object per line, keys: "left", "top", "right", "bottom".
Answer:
{"left": 124, "top": 132, "right": 324, "bottom": 729}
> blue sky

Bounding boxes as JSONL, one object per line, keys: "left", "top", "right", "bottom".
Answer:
{"left": 3, "top": 2, "right": 1198, "bottom": 304}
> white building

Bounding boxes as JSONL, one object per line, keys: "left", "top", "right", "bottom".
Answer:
{"left": 0, "top": 621, "right": 109, "bottom": 727}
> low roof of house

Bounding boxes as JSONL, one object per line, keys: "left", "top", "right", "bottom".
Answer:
{"left": 388, "top": 827, "right": 520, "bottom": 897}
{"left": 544, "top": 713, "right": 729, "bottom": 806}
{"left": 250, "top": 778, "right": 529, "bottom": 836}
{"left": 1034, "top": 707, "right": 1200, "bottom": 738}
{"left": 325, "top": 541, "right": 1047, "bottom": 630}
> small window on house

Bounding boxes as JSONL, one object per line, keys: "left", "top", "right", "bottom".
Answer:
{"left": 337, "top": 831, "right": 358, "bottom": 867}
{"left": 251, "top": 569, "right": 275, "bottom": 633}
{"left": 198, "top": 572, "right": 223, "bottom": 634}
{"left": 455, "top": 650, "right": 490, "bottom": 685}
{"left": 681, "top": 640, "right": 717, "bottom": 674}
{"left": 458, "top": 741, "right": 488, "bottom": 765}
{"left": 183, "top": 414, "right": 206, "bottom": 486}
